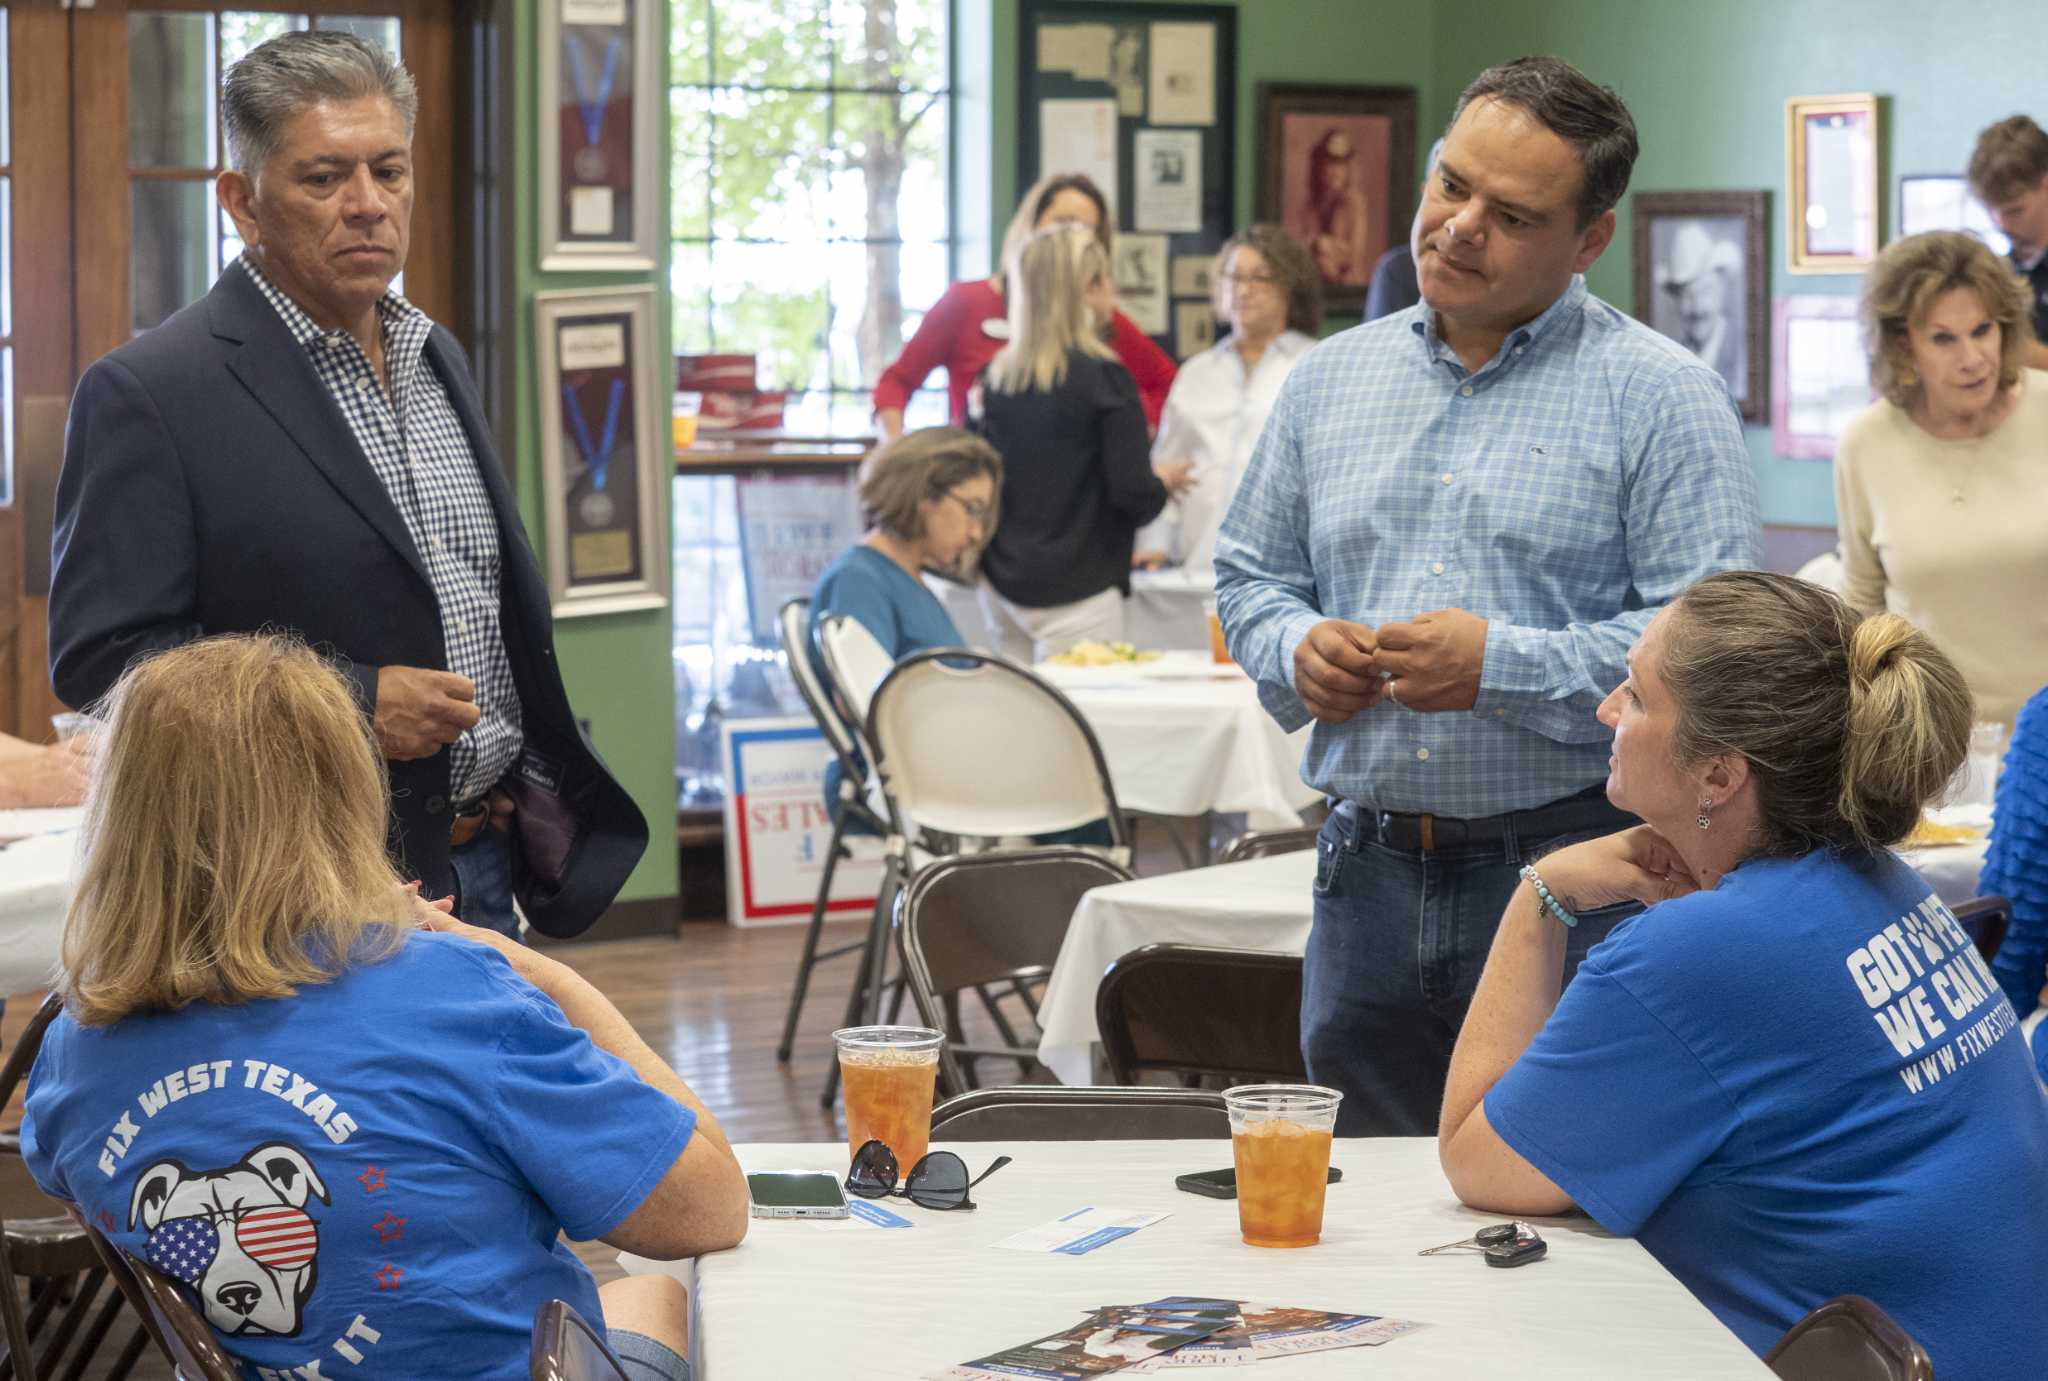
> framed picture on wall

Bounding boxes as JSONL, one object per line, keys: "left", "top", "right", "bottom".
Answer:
{"left": 1256, "top": 83, "right": 1417, "bottom": 315}
{"left": 1771, "top": 294, "right": 1870, "bottom": 460}
{"left": 1785, "top": 93, "right": 1882, "bottom": 274}
{"left": 534, "top": 286, "right": 669, "bottom": 616}
{"left": 1631, "top": 190, "right": 1768, "bottom": 422}
{"left": 1897, "top": 174, "right": 2010, "bottom": 253}
{"left": 538, "top": 0, "right": 661, "bottom": 271}
{"left": 1018, "top": 1, "right": 1238, "bottom": 354}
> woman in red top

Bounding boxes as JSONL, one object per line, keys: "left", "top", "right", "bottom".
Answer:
{"left": 873, "top": 173, "right": 1177, "bottom": 440}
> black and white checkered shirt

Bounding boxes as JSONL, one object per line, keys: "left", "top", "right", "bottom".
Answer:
{"left": 241, "top": 255, "right": 522, "bottom": 806}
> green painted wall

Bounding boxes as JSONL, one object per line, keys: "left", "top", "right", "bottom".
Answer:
{"left": 510, "top": 0, "right": 679, "bottom": 907}
{"left": 983, "top": 0, "right": 1439, "bottom": 288}
{"left": 1431, "top": 0, "right": 2043, "bottom": 527}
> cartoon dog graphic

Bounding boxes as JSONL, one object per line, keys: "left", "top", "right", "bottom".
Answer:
{"left": 128, "top": 1142, "right": 329, "bottom": 1337}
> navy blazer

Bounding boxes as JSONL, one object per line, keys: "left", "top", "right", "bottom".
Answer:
{"left": 49, "top": 261, "right": 647, "bottom": 938}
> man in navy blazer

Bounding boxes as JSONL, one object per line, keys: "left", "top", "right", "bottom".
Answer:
{"left": 49, "top": 32, "right": 644, "bottom": 939}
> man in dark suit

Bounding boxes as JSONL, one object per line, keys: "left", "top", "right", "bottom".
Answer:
{"left": 49, "top": 31, "right": 644, "bottom": 939}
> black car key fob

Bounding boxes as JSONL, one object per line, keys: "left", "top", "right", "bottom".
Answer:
{"left": 1483, "top": 1236, "right": 1548, "bottom": 1267}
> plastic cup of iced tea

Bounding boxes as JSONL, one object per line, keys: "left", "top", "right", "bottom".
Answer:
{"left": 834, "top": 1025, "right": 944, "bottom": 1171}
{"left": 1223, "top": 1084, "right": 1342, "bottom": 1248}
{"left": 1205, "top": 600, "right": 1231, "bottom": 665}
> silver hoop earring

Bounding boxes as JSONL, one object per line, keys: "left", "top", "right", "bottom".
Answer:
{"left": 1697, "top": 799, "right": 1713, "bottom": 831}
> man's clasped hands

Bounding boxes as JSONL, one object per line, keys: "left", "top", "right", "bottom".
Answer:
{"left": 1292, "top": 608, "right": 1492, "bottom": 723}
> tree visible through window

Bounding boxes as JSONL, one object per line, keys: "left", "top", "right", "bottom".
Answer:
{"left": 670, "top": 0, "right": 951, "bottom": 434}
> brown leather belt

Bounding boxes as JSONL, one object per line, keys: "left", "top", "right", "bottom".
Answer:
{"left": 449, "top": 800, "right": 489, "bottom": 848}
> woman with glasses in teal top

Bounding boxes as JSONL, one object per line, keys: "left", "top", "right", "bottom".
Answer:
{"left": 807, "top": 428, "right": 1003, "bottom": 809}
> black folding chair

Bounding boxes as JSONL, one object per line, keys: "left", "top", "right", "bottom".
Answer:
{"left": 896, "top": 849, "right": 1134, "bottom": 1095}
{"left": 1765, "top": 1295, "right": 1933, "bottom": 1381}
{"left": 930, "top": 1086, "right": 1228, "bottom": 1141}
{"left": 530, "top": 1299, "right": 630, "bottom": 1381}
{"left": 1096, "top": 944, "right": 1306, "bottom": 1087}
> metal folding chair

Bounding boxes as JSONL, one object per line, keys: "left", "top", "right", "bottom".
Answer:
{"left": 773, "top": 598, "right": 892, "bottom": 1064}
{"left": 929, "top": 1086, "right": 1228, "bottom": 1141}
{"left": 1095, "top": 944, "right": 1306, "bottom": 1088}
{"left": 530, "top": 1298, "right": 630, "bottom": 1381}
{"left": 896, "top": 848, "right": 1134, "bottom": 1094}
{"left": 1216, "top": 827, "right": 1319, "bottom": 865}
{"left": 1764, "top": 1295, "right": 1932, "bottom": 1381}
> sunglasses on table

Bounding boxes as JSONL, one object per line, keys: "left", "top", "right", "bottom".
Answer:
{"left": 845, "top": 1139, "right": 1011, "bottom": 1211}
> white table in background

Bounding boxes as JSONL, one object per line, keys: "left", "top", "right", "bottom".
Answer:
{"left": 1035, "top": 654, "right": 1316, "bottom": 830}
{"left": 0, "top": 808, "right": 83, "bottom": 995}
{"left": 928, "top": 569, "right": 1215, "bottom": 655}
{"left": 619, "top": 1137, "right": 1771, "bottom": 1381}
{"left": 1035, "top": 810, "right": 1994, "bottom": 1085}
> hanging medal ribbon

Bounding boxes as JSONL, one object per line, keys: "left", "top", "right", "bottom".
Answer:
{"left": 563, "top": 377, "right": 626, "bottom": 527}
{"left": 563, "top": 30, "right": 622, "bottom": 181}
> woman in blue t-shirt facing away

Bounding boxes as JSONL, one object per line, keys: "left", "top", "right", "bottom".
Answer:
{"left": 1440, "top": 571, "right": 2048, "bottom": 1379}
{"left": 23, "top": 636, "right": 747, "bottom": 1381}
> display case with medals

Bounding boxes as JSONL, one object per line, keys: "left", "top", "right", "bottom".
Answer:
{"left": 538, "top": 0, "right": 660, "bottom": 270}
{"left": 534, "top": 287, "right": 669, "bottom": 615}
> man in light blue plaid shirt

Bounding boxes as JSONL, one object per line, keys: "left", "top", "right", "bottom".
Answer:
{"left": 1216, "top": 57, "right": 1760, "bottom": 1136}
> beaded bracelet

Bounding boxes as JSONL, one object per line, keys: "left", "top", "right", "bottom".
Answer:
{"left": 1518, "top": 864, "right": 1578, "bottom": 929}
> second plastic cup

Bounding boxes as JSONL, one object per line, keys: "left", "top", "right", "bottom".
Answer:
{"left": 834, "top": 1025, "right": 943, "bottom": 1171}
{"left": 1205, "top": 600, "right": 1231, "bottom": 665}
{"left": 1224, "top": 1084, "right": 1342, "bottom": 1247}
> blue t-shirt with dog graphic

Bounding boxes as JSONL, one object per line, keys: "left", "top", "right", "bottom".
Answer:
{"left": 21, "top": 931, "right": 696, "bottom": 1380}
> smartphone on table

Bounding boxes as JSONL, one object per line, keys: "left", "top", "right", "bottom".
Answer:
{"left": 1175, "top": 1166, "right": 1342, "bottom": 1199}
{"left": 747, "top": 1171, "right": 850, "bottom": 1219}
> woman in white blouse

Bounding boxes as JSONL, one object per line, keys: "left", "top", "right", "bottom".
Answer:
{"left": 1835, "top": 231, "right": 2048, "bottom": 727}
{"left": 1136, "top": 226, "right": 1323, "bottom": 576}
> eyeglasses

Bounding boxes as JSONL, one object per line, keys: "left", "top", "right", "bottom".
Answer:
{"left": 939, "top": 489, "right": 992, "bottom": 525}
{"left": 1220, "top": 271, "right": 1281, "bottom": 287}
{"left": 845, "top": 1139, "right": 1011, "bottom": 1211}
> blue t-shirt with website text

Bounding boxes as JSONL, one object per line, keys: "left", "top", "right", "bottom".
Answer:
{"left": 1487, "top": 848, "right": 2048, "bottom": 1380}
{"left": 21, "top": 932, "right": 695, "bottom": 1380}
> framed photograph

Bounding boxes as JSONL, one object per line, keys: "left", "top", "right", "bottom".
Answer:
{"left": 1632, "top": 191, "right": 1768, "bottom": 422}
{"left": 1020, "top": 1, "right": 1237, "bottom": 353}
{"left": 1786, "top": 93, "right": 1882, "bottom": 274}
{"left": 1897, "top": 174, "right": 2010, "bottom": 254}
{"left": 1771, "top": 295, "right": 1870, "bottom": 460}
{"left": 1257, "top": 83, "right": 1417, "bottom": 315}
{"left": 533, "top": 286, "right": 668, "bottom": 616}
{"left": 538, "top": 0, "right": 660, "bottom": 271}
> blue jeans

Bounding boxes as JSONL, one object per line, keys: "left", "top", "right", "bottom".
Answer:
{"left": 450, "top": 822, "right": 520, "bottom": 939}
{"left": 1302, "top": 796, "right": 1636, "bottom": 1137}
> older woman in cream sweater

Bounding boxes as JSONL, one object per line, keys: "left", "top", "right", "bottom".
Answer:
{"left": 1835, "top": 231, "right": 2048, "bottom": 727}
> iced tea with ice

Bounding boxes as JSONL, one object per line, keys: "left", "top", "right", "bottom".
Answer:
{"left": 1223, "top": 1084, "right": 1343, "bottom": 1248}
{"left": 834, "top": 1026, "right": 943, "bottom": 1170}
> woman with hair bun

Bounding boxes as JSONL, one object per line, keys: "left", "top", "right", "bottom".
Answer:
{"left": 1438, "top": 571, "right": 2048, "bottom": 1377}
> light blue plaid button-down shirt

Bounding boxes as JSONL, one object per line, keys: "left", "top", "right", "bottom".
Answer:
{"left": 1214, "top": 276, "right": 1761, "bottom": 818}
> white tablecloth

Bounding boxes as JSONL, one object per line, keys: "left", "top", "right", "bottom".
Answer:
{"left": 1036, "top": 816, "right": 1993, "bottom": 1085}
{"left": 929, "top": 569, "right": 1215, "bottom": 655}
{"left": 0, "top": 809, "right": 83, "bottom": 996}
{"left": 620, "top": 1138, "right": 1770, "bottom": 1380}
{"left": 1035, "top": 655, "right": 1316, "bottom": 830}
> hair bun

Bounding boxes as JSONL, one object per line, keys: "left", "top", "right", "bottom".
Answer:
{"left": 1838, "top": 613, "right": 1971, "bottom": 846}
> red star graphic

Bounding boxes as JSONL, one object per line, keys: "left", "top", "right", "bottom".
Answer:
{"left": 375, "top": 1263, "right": 403, "bottom": 1291}
{"left": 372, "top": 1211, "right": 407, "bottom": 1243}
{"left": 98, "top": 1208, "right": 115, "bottom": 1232}
{"left": 358, "top": 1166, "right": 386, "bottom": 1194}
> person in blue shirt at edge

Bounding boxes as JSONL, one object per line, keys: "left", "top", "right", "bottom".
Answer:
{"left": 1214, "top": 54, "right": 1761, "bottom": 1138}
{"left": 1979, "top": 681, "right": 2048, "bottom": 1080}
{"left": 807, "top": 425, "right": 1001, "bottom": 815}
{"left": 1441, "top": 571, "right": 2048, "bottom": 1378}
{"left": 22, "top": 635, "right": 748, "bottom": 1381}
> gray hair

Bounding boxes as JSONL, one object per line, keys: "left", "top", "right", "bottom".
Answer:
{"left": 221, "top": 31, "right": 418, "bottom": 175}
